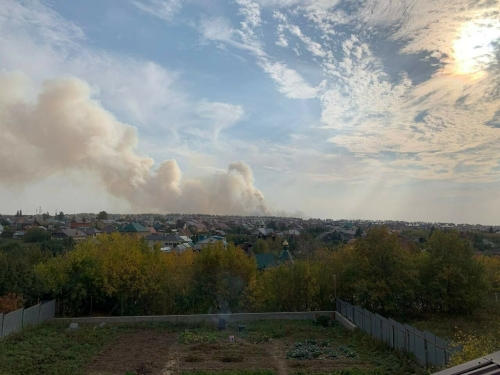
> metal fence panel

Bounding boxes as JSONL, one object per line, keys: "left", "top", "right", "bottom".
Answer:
{"left": 0, "top": 313, "right": 3, "bottom": 338}
{"left": 347, "top": 303, "right": 354, "bottom": 322}
{"left": 3, "top": 308, "right": 23, "bottom": 337}
{"left": 374, "top": 314, "right": 384, "bottom": 341}
{"left": 23, "top": 304, "right": 41, "bottom": 327}
{"left": 371, "top": 313, "right": 380, "bottom": 338}
{"left": 380, "top": 315, "right": 390, "bottom": 345}
{"left": 354, "top": 306, "right": 362, "bottom": 327}
{"left": 395, "top": 322, "right": 407, "bottom": 351}
{"left": 388, "top": 318, "right": 397, "bottom": 348}
{"left": 336, "top": 299, "right": 340, "bottom": 313}
{"left": 362, "top": 309, "right": 371, "bottom": 334}
{"left": 40, "top": 300, "right": 56, "bottom": 322}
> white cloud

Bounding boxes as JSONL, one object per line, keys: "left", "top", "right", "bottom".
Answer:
{"left": 132, "top": 0, "right": 183, "bottom": 22}
{"left": 236, "top": 0, "right": 262, "bottom": 29}
{"left": 195, "top": 101, "right": 245, "bottom": 141}
{"left": 198, "top": 16, "right": 235, "bottom": 42}
{"left": 259, "top": 59, "right": 319, "bottom": 99}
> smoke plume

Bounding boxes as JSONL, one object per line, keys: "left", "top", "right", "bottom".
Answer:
{"left": 0, "top": 72, "right": 271, "bottom": 215}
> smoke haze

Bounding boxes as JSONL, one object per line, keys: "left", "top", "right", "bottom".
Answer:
{"left": 0, "top": 72, "right": 271, "bottom": 216}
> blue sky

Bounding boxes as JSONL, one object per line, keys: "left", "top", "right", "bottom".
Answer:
{"left": 0, "top": 0, "right": 499, "bottom": 223}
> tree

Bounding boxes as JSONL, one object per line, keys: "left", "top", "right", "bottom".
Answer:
{"left": 57, "top": 211, "right": 65, "bottom": 221}
{"left": 23, "top": 228, "right": 51, "bottom": 243}
{"left": 268, "top": 221, "right": 278, "bottom": 231}
{"left": 355, "top": 227, "right": 363, "bottom": 237}
{"left": 252, "top": 239, "right": 270, "bottom": 254}
{"left": 191, "top": 242, "right": 256, "bottom": 313}
{"left": 97, "top": 211, "right": 109, "bottom": 220}
{"left": 343, "top": 226, "right": 418, "bottom": 314}
{"left": 489, "top": 226, "right": 494, "bottom": 234}
{"left": 419, "top": 230, "right": 488, "bottom": 314}
{"left": 1, "top": 227, "right": 15, "bottom": 239}
{"left": 253, "top": 261, "right": 319, "bottom": 311}
{"left": 429, "top": 226, "right": 435, "bottom": 239}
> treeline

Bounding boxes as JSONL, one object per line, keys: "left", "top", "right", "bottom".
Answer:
{"left": 1, "top": 227, "right": 499, "bottom": 317}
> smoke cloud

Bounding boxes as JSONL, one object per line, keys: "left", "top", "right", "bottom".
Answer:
{"left": 0, "top": 72, "right": 271, "bottom": 215}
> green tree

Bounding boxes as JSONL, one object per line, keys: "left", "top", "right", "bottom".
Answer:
{"left": 343, "top": 226, "right": 418, "bottom": 314}
{"left": 429, "top": 226, "right": 435, "bottom": 239}
{"left": 252, "top": 239, "right": 270, "bottom": 254}
{"left": 254, "top": 261, "right": 319, "bottom": 311}
{"left": 268, "top": 221, "right": 278, "bottom": 231}
{"left": 192, "top": 242, "right": 256, "bottom": 313}
{"left": 355, "top": 227, "right": 363, "bottom": 237}
{"left": 489, "top": 226, "right": 494, "bottom": 234}
{"left": 1, "top": 227, "right": 15, "bottom": 239}
{"left": 57, "top": 211, "right": 65, "bottom": 221}
{"left": 419, "top": 230, "right": 488, "bottom": 314}
{"left": 97, "top": 211, "right": 109, "bottom": 220}
{"left": 23, "top": 228, "right": 51, "bottom": 243}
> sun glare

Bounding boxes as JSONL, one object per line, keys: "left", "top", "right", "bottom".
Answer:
{"left": 453, "top": 19, "right": 500, "bottom": 79}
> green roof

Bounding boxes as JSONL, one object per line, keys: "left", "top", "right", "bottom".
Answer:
{"left": 279, "top": 250, "right": 293, "bottom": 263}
{"left": 255, "top": 253, "right": 277, "bottom": 270}
{"left": 120, "top": 223, "right": 149, "bottom": 233}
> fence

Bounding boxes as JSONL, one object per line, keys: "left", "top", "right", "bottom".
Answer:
{"left": 0, "top": 300, "right": 56, "bottom": 339}
{"left": 336, "top": 299, "right": 456, "bottom": 368}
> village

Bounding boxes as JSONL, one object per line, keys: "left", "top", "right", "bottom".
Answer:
{"left": 1, "top": 212, "right": 499, "bottom": 268}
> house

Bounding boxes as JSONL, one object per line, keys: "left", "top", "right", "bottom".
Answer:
{"left": 173, "top": 243, "right": 192, "bottom": 254}
{"left": 13, "top": 231, "right": 25, "bottom": 239}
{"left": 317, "top": 231, "right": 340, "bottom": 242}
{"left": 432, "top": 350, "right": 500, "bottom": 375}
{"left": 193, "top": 236, "right": 227, "bottom": 251}
{"left": 145, "top": 234, "right": 187, "bottom": 249}
{"left": 0, "top": 224, "right": 3, "bottom": 235}
{"left": 251, "top": 228, "right": 274, "bottom": 239}
{"left": 255, "top": 253, "right": 277, "bottom": 270}
{"left": 101, "top": 225, "right": 117, "bottom": 234}
{"left": 146, "top": 226, "right": 157, "bottom": 235}
{"left": 483, "top": 239, "right": 497, "bottom": 248}
{"left": 51, "top": 229, "right": 88, "bottom": 242}
{"left": 119, "top": 223, "right": 150, "bottom": 237}
{"left": 80, "top": 227, "right": 102, "bottom": 238}
{"left": 70, "top": 218, "right": 91, "bottom": 229}
{"left": 178, "top": 227, "right": 193, "bottom": 237}
{"left": 16, "top": 219, "right": 42, "bottom": 230}
{"left": 92, "top": 219, "right": 115, "bottom": 229}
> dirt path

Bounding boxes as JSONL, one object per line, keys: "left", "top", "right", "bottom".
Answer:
{"left": 269, "top": 342, "right": 288, "bottom": 375}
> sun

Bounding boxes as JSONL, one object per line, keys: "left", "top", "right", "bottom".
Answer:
{"left": 453, "top": 19, "right": 500, "bottom": 80}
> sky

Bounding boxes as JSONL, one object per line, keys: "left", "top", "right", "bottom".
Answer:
{"left": 0, "top": 0, "right": 499, "bottom": 224}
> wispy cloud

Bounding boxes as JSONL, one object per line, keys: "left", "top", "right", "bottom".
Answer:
{"left": 132, "top": 0, "right": 184, "bottom": 22}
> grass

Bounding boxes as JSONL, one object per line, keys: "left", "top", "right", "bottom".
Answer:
{"left": 409, "top": 306, "right": 500, "bottom": 340}
{"left": 0, "top": 319, "right": 425, "bottom": 375}
{"left": 0, "top": 322, "right": 129, "bottom": 375}
{"left": 181, "top": 372, "right": 274, "bottom": 375}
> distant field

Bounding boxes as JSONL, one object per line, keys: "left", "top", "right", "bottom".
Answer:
{"left": 0, "top": 319, "right": 424, "bottom": 375}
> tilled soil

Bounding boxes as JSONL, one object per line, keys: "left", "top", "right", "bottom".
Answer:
{"left": 85, "top": 331, "right": 177, "bottom": 375}
{"left": 85, "top": 330, "right": 375, "bottom": 375}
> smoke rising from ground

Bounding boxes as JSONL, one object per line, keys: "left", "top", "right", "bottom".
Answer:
{"left": 0, "top": 72, "right": 271, "bottom": 215}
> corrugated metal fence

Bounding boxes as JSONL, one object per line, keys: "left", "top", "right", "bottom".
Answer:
{"left": 336, "top": 299, "right": 457, "bottom": 368}
{"left": 0, "top": 300, "right": 55, "bottom": 339}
